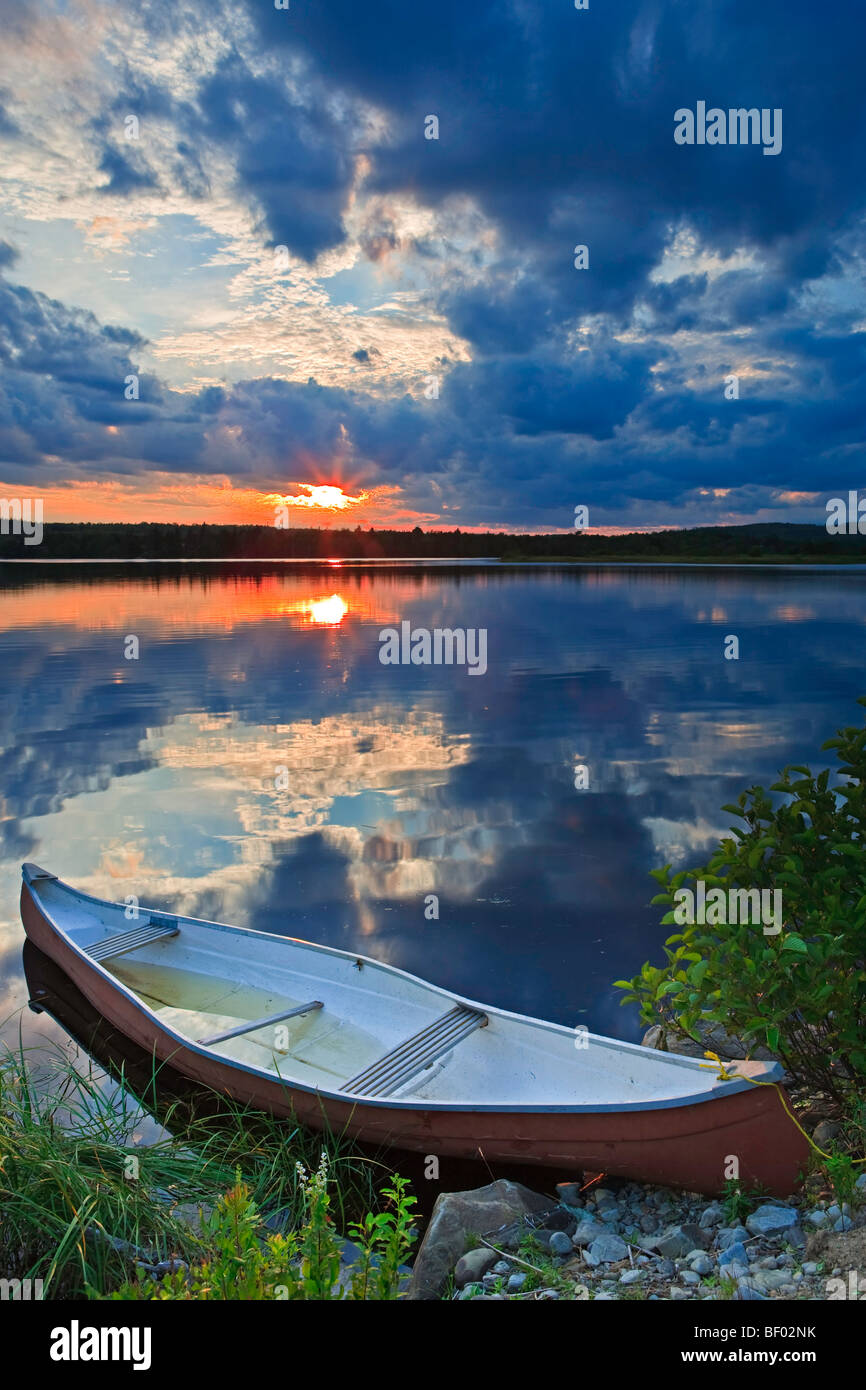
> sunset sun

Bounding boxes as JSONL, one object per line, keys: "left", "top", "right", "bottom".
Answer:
{"left": 268, "top": 483, "right": 369, "bottom": 512}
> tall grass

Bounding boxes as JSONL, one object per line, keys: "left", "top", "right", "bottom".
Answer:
{"left": 0, "top": 1039, "right": 390, "bottom": 1298}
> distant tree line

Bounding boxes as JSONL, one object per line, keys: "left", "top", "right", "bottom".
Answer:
{"left": 0, "top": 520, "right": 864, "bottom": 562}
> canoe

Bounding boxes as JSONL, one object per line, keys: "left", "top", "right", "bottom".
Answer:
{"left": 20, "top": 863, "right": 810, "bottom": 1195}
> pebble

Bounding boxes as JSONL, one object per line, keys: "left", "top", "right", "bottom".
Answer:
{"left": 587, "top": 1233, "right": 629, "bottom": 1264}
{"left": 716, "top": 1225, "right": 750, "bottom": 1250}
{"left": 548, "top": 1231, "right": 573, "bottom": 1257}
{"left": 454, "top": 1249, "right": 498, "bottom": 1287}
{"left": 572, "top": 1219, "right": 607, "bottom": 1247}
{"left": 719, "top": 1242, "right": 748, "bottom": 1268}
{"left": 446, "top": 1168, "right": 860, "bottom": 1302}
{"left": 736, "top": 1281, "right": 768, "bottom": 1301}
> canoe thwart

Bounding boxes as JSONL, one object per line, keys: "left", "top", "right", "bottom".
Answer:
{"left": 198, "top": 1000, "right": 324, "bottom": 1047}
{"left": 341, "top": 1004, "right": 487, "bottom": 1098}
{"left": 89, "top": 919, "right": 180, "bottom": 963}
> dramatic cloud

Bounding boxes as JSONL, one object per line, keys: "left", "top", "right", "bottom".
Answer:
{"left": 0, "top": 0, "right": 863, "bottom": 526}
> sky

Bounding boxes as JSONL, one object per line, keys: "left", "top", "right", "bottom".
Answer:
{"left": 0, "top": 0, "right": 863, "bottom": 532}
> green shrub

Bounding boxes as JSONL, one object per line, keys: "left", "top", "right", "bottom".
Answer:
{"left": 616, "top": 700, "right": 866, "bottom": 1107}
{"left": 110, "top": 1155, "right": 416, "bottom": 1301}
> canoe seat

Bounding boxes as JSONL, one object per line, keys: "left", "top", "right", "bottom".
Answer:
{"left": 89, "top": 917, "right": 179, "bottom": 963}
{"left": 198, "top": 1001, "right": 324, "bottom": 1047}
{"left": 341, "top": 1004, "right": 487, "bottom": 1098}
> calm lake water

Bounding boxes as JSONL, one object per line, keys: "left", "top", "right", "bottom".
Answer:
{"left": 2, "top": 561, "right": 865, "bottom": 1062}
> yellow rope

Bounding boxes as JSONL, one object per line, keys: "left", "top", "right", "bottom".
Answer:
{"left": 698, "top": 1051, "right": 866, "bottom": 1165}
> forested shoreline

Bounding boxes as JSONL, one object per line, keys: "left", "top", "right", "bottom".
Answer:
{"left": 1, "top": 520, "right": 865, "bottom": 562}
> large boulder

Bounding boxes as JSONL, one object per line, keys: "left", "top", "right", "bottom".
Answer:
{"left": 409, "top": 1180, "right": 552, "bottom": 1300}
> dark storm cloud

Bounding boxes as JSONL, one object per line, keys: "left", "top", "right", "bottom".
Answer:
{"left": 197, "top": 57, "right": 354, "bottom": 262}
{"left": 246, "top": 0, "right": 865, "bottom": 329}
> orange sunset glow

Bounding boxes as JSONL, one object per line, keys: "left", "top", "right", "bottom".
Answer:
{"left": 0, "top": 574, "right": 411, "bottom": 634}
{"left": 267, "top": 484, "right": 370, "bottom": 511}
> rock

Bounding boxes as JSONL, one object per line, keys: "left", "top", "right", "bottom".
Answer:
{"left": 572, "top": 1219, "right": 607, "bottom": 1247}
{"left": 812, "top": 1121, "right": 841, "bottom": 1147}
{"left": 548, "top": 1230, "right": 573, "bottom": 1257}
{"left": 619, "top": 1268, "right": 644, "bottom": 1284}
{"left": 689, "top": 1254, "right": 714, "bottom": 1276}
{"left": 588, "top": 1234, "right": 629, "bottom": 1264}
{"left": 506, "top": 1272, "right": 527, "bottom": 1293}
{"left": 454, "top": 1248, "right": 498, "bottom": 1288}
{"left": 719, "top": 1242, "right": 748, "bottom": 1269}
{"left": 681, "top": 1270, "right": 700, "bottom": 1285}
{"left": 745, "top": 1204, "right": 800, "bottom": 1237}
{"left": 592, "top": 1188, "right": 619, "bottom": 1209}
{"left": 700, "top": 1205, "right": 723, "bottom": 1229}
{"left": 536, "top": 1288, "right": 560, "bottom": 1300}
{"left": 750, "top": 1269, "right": 789, "bottom": 1292}
{"left": 655, "top": 1258, "right": 675, "bottom": 1278}
{"left": 640, "top": 1216, "right": 658, "bottom": 1234}
{"left": 786, "top": 1224, "right": 807, "bottom": 1251}
{"left": 855, "top": 1173, "right": 866, "bottom": 1193}
{"left": 833, "top": 1216, "right": 854, "bottom": 1232}
{"left": 409, "top": 1179, "right": 552, "bottom": 1300}
{"left": 593, "top": 1291, "right": 617, "bottom": 1300}
{"left": 492, "top": 1260, "right": 511, "bottom": 1276}
{"left": 736, "top": 1281, "right": 768, "bottom": 1301}
{"left": 716, "top": 1225, "right": 750, "bottom": 1250}
{"left": 556, "top": 1182, "right": 583, "bottom": 1207}
{"left": 536, "top": 1207, "right": 577, "bottom": 1233}
{"left": 806, "top": 1210, "right": 828, "bottom": 1228}
{"left": 669, "top": 1286, "right": 691, "bottom": 1300}
{"left": 652, "top": 1223, "right": 709, "bottom": 1259}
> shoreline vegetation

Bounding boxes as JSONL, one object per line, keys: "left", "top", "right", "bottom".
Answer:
{"left": 2, "top": 520, "right": 866, "bottom": 564}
